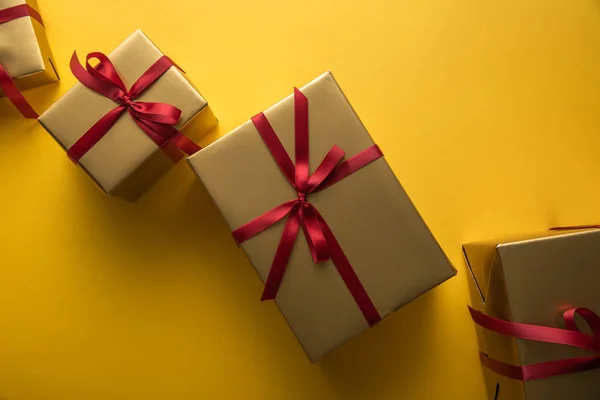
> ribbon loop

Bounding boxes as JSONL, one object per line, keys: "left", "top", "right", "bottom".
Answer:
{"left": 85, "top": 52, "right": 126, "bottom": 92}
{"left": 564, "top": 308, "right": 600, "bottom": 337}
{"left": 233, "top": 87, "right": 384, "bottom": 326}
{"left": 70, "top": 52, "right": 125, "bottom": 103}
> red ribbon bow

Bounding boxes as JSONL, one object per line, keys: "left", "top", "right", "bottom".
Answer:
{"left": 469, "top": 306, "right": 600, "bottom": 381}
{"left": 67, "top": 52, "right": 201, "bottom": 163}
{"left": 0, "top": 4, "right": 43, "bottom": 118}
{"left": 232, "top": 88, "right": 383, "bottom": 326}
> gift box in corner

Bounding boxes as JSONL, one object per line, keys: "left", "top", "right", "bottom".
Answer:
{"left": 464, "top": 228, "right": 600, "bottom": 400}
{"left": 0, "top": 0, "right": 58, "bottom": 118}
{"left": 39, "top": 30, "right": 217, "bottom": 200}
{"left": 187, "top": 72, "right": 456, "bottom": 361}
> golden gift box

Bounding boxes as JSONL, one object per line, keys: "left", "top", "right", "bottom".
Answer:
{"left": 39, "top": 30, "right": 217, "bottom": 200}
{"left": 188, "top": 72, "right": 456, "bottom": 361}
{"left": 0, "top": 0, "right": 58, "bottom": 117}
{"left": 0, "top": 0, "right": 57, "bottom": 92}
{"left": 464, "top": 229, "right": 600, "bottom": 400}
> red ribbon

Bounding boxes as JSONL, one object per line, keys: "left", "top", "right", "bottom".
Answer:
{"left": 0, "top": 4, "right": 42, "bottom": 24}
{"left": 67, "top": 52, "right": 201, "bottom": 163}
{"left": 469, "top": 306, "right": 600, "bottom": 381}
{"left": 0, "top": 4, "right": 44, "bottom": 119}
{"left": 232, "top": 88, "right": 383, "bottom": 326}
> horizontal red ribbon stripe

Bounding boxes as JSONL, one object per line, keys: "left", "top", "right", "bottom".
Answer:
{"left": 0, "top": 4, "right": 42, "bottom": 25}
{"left": 67, "top": 51, "right": 201, "bottom": 163}
{"left": 0, "top": 4, "right": 44, "bottom": 118}
{"left": 469, "top": 306, "right": 600, "bottom": 381}
{"left": 232, "top": 88, "right": 383, "bottom": 327}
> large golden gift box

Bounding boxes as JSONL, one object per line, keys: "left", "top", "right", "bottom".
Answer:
{"left": 188, "top": 72, "right": 456, "bottom": 361}
{"left": 0, "top": 0, "right": 58, "bottom": 94}
{"left": 464, "top": 229, "right": 600, "bottom": 400}
{"left": 39, "top": 30, "right": 217, "bottom": 200}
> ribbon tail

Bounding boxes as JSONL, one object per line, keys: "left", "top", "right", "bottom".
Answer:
{"left": 129, "top": 117, "right": 179, "bottom": 162}
{"left": 299, "top": 205, "right": 330, "bottom": 263}
{"left": 315, "top": 210, "right": 381, "bottom": 326}
{"left": 0, "top": 65, "right": 38, "bottom": 118}
{"left": 171, "top": 130, "right": 201, "bottom": 156}
{"left": 262, "top": 205, "right": 301, "bottom": 301}
{"left": 132, "top": 116, "right": 171, "bottom": 146}
{"left": 132, "top": 117, "right": 199, "bottom": 159}
{"left": 67, "top": 106, "right": 125, "bottom": 163}
{"left": 480, "top": 352, "right": 600, "bottom": 381}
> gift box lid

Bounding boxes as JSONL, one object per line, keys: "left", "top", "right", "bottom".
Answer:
{"left": 188, "top": 72, "right": 456, "bottom": 361}
{"left": 464, "top": 228, "right": 600, "bottom": 399}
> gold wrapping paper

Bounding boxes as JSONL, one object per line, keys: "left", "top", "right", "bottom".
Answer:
{"left": 0, "top": 0, "right": 58, "bottom": 94}
{"left": 39, "top": 30, "right": 217, "bottom": 199}
{"left": 188, "top": 72, "right": 456, "bottom": 361}
{"left": 464, "top": 229, "right": 600, "bottom": 400}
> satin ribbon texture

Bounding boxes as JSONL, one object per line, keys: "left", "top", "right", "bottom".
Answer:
{"left": 67, "top": 52, "right": 201, "bottom": 163}
{"left": 232, "top": 88, "right": 384, "bottom": 327}
{"left": 0, "top": 4, "right": 43, "bottom": 118}
{"left": 469, "top": 306, "right": 600, "bottom": 381}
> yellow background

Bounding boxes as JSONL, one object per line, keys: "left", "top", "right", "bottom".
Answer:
{"left": 2, "top": 0, "right": 600, "bottom": 398}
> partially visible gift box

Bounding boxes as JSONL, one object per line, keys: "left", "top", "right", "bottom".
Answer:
{"left": 464, "top": 228, "right": 600, "bottom": 400}
{"left": 39, "top": 30, "right": 217, "bottom": 200}
{"left": 0, "top": 0, "right": 58, "bottom": 118}
{"left": 187, "top": 72, "right": 456, "bottom": 361}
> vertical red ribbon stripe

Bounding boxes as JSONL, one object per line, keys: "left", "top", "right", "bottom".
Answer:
{"left": 67, "top": 52, "right": 201, "bottom": 163}
{"left": 0, "top": 4, "right": 44, "bottom": 118}
{"left": 232, "top": 88, "right": 383, "bottom": 327}
{"left": 469, "top": 306, "right": 600, "bottom": 381}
